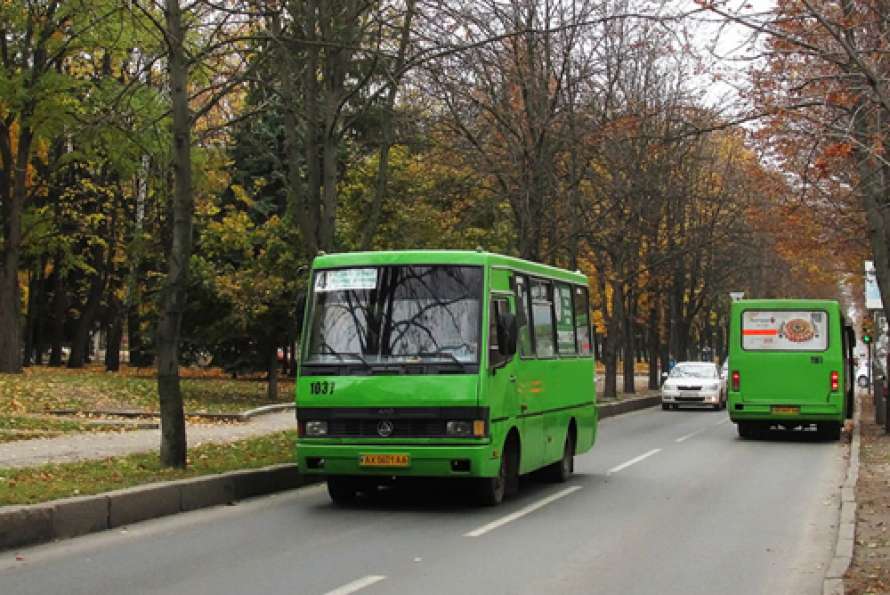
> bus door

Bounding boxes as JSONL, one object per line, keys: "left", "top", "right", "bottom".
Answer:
{"left": 486, "top": 296, "right": 520, "bottom": 451}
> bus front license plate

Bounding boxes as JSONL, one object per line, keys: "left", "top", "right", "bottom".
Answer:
{"left": 359, "top": 454, "right": 410, "bottom": 467}
{"left": 772, "top": 406, "right": 800, "bottom": 415}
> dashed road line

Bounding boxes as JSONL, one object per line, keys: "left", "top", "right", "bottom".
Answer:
{"left": 607, "top": 448, "right": 662, "bottom": 474}
{"left": 323, "top": 575, "right": 387, "bottom": 595}
{"left": 464, "top": 486, "right": 582, "bottom": 537}
{"left": 675, "top": 428, "right": 706, "bottom": 443}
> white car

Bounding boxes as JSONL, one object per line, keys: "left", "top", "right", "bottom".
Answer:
{"left": 857, "top": 360, "right": 870, "bottom": 388}
{"left": 662, "top": 362, "right": 725, "bottom": 411}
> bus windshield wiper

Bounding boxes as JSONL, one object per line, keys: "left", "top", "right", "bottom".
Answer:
{"left": 413, "top": 351, "right": 468, "bottom": 371}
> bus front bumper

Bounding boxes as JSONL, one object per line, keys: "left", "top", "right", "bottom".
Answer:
{"left": 296, "top": 441, "right": 501, "bottom": 478}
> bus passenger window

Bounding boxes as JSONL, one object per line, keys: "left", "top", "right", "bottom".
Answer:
{"left": 515, "top": 275, "right": 533, "bottom": 356}
{"left": 489, "top": 299, "right": 510, "bottom": 368}
{"left": 531, "top": 280, "right": 555, "bottom": 357}
{"left": 575, "top": 286, "right": 591, "bottom": 355}
{"left": 556, "top": 284, "right": 577, "bottom": 354}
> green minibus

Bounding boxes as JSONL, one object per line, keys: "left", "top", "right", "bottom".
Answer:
{"left": 295, "top": 250, "right": 598, "bottom": 506}
{"left": 727, "top": 299, "right": 854, "bottom": 439}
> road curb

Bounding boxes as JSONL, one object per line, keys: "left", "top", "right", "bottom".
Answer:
{"left": 599, "top": 394, "right": 661, "bottom": 419}
{"left": 239, "top": 403, "right": 295, "bottom": 421}
{"left": 49, "top": 403, "right": 295, "bottom": 423}
{"left": 1, "top": 398, "right": 656, "bottom": 554}
{"left": 823, "top": 393, "right": 861, "bottom": 595}
{"left": 0, "top": 464, "right": 323, "bottom": 553}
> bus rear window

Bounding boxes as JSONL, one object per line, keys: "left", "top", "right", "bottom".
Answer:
{"left": 741, "top": 310, "right": 828, "bottom": 351}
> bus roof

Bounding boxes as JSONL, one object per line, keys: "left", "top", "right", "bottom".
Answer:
{"left": 732, "top": 298, "right": 841, "bottom": 311}
{"left": 311, "top": 250, "right": 588, "bottom": 284}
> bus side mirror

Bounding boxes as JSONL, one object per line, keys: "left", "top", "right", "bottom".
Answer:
{"left": 497, "top": 312, "right": 518, "bottom": 357}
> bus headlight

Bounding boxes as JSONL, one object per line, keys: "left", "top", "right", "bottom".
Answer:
{"left": 304, "top": 421, "right": 328, "bottom": 436}
{"left": 446, "top": 421, "right": 473, "bottom": 436}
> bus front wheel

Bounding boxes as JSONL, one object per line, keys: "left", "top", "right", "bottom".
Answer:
{"left": 478, "top": 438, "right": 518, "bottom": 506}
{"left": 327, "top": 477, "right": 359, "bottom": 507}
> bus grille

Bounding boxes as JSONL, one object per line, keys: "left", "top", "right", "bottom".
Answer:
{"left": 327, "top": 419, "right": 448, "bottom": 438}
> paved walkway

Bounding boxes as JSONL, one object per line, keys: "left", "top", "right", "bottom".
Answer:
{"left": 0, "top": 381, "right": 660, "bottom": 470}
{"left": 0, "top": 411, "right": 296, "bottom": 469}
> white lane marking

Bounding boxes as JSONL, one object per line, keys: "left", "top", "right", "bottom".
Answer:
{"left": 323, "top": 575, "right": 387, "bottom": 595}
{"left": 607, "top": 448, "right": 662, "bottom": 474}
{"left": 464, "top": 486, "right": 582, "bottom": 537}
{"left": 715, "top": 418, "right": 730, "bottom": 426}
{"left": 675, "top": 428, "right": 706, "bottom": 443}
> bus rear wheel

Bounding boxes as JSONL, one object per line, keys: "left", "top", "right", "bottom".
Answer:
{"left": 818, "top": 422, "right": 842, "bottom": 441}
{"left": 738, "top": 422, "right": 757, "bottom": 439}
{"left": 544, "top": 429, "right": 575, "bottom": 483}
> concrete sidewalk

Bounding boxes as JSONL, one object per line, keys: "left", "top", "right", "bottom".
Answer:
{"left": 0, "top": 411, "right": 296, "bottom": 469}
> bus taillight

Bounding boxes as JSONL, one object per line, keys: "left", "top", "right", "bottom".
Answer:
{"left": 830, "top": 371, "right": 839, "bottom": 392}
{"left": 731, "top": 371, "right": 740, "bottom": 392}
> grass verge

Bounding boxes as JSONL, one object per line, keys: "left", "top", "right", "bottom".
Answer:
{"left": 0, "top": 431, "right": 297, "bottom": 506}
{"left": 0, "top": 365, "right": 294, "bottom": 416}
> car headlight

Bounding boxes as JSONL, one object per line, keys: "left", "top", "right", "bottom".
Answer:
{"left": 304, "top": 420, "right": 328, "bottom": 436}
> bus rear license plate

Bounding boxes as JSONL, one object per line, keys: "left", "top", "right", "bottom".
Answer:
{"left": 772, "top": 406, "right": 800, "bottom": 415}
{"left": 359, "top": 454, "right": 410, "bottom": 467}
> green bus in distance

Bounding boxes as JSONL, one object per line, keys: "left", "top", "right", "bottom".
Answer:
{"left": 295, "top": 250, "right": 598, "bottom": 506}
{"left": 727, "top": 299, "right": 854, "bottom": 440}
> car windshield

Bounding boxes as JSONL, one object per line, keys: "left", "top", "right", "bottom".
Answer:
{"left": 305, "top": 265, "right": 482, "bottom": 364}
{"left": 669, "top": 364, "right": 717, "bottom": 379}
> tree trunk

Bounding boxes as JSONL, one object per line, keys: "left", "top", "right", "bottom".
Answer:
{"left": 648, "top": 298, "right": 660, "bottom": 390}
{"left": 622, "top": 294, "right": 636, "bottom": 394}
{"left": 23, "top": 270, "right": 39, "bottom": 366}
{"left": 267, "top": 343, "right": 279, "bottom": 401}
{"left": 156, "top": 0, "right": 191, "bottom": 468}
{"left": 359, "top": 0, "right": 415, "bottom": 250}
{"left": 105, "top": 296, "right": 123, "bottom": 372}
{"left": 0, "top": 121, "right": 33, "bottom": 373}
{"left": 602, "top": 279, "right": 625, "bottom": 400}
{"left": 48, "top": 264, "right": 66, "bottom": 366}
{"left": 68, "top": 257, "right": 104, "bottom": 368}
{"left": 319, "top": 131, "right": 338, "bottom": 251}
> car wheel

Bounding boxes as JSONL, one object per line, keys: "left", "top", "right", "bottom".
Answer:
{"left": 738, "top": 422, "right": 756, "bottom": 439}
{"left": 662, "top": 403, "right": 669, "bottom": 411}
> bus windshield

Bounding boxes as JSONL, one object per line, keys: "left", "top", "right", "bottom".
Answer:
{"left": 306, "top": 265, "right": 482, "bottom": 365}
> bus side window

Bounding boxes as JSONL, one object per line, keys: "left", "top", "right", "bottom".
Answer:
{"left": 489, "top": 299, "right": 511, "bottom": 368}
{"left": 515, "top": 275, "right": 534, "bottom": 356}
{"left": 575, "top": 286, "right": 591, "bottom": 355}
{"left": 556, "top": 283, "right": 577, "bottom": 354}
{"left": 531, "top": 280, "right": 555, "bottom": 357}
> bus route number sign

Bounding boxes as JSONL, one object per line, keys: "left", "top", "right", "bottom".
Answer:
{"left": 310, "top": 381, "right": 335, "bottom": 395}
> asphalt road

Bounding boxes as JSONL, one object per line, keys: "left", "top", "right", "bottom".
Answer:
{"left": 0, "top": 406, "right": 845, "bottom": 595}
